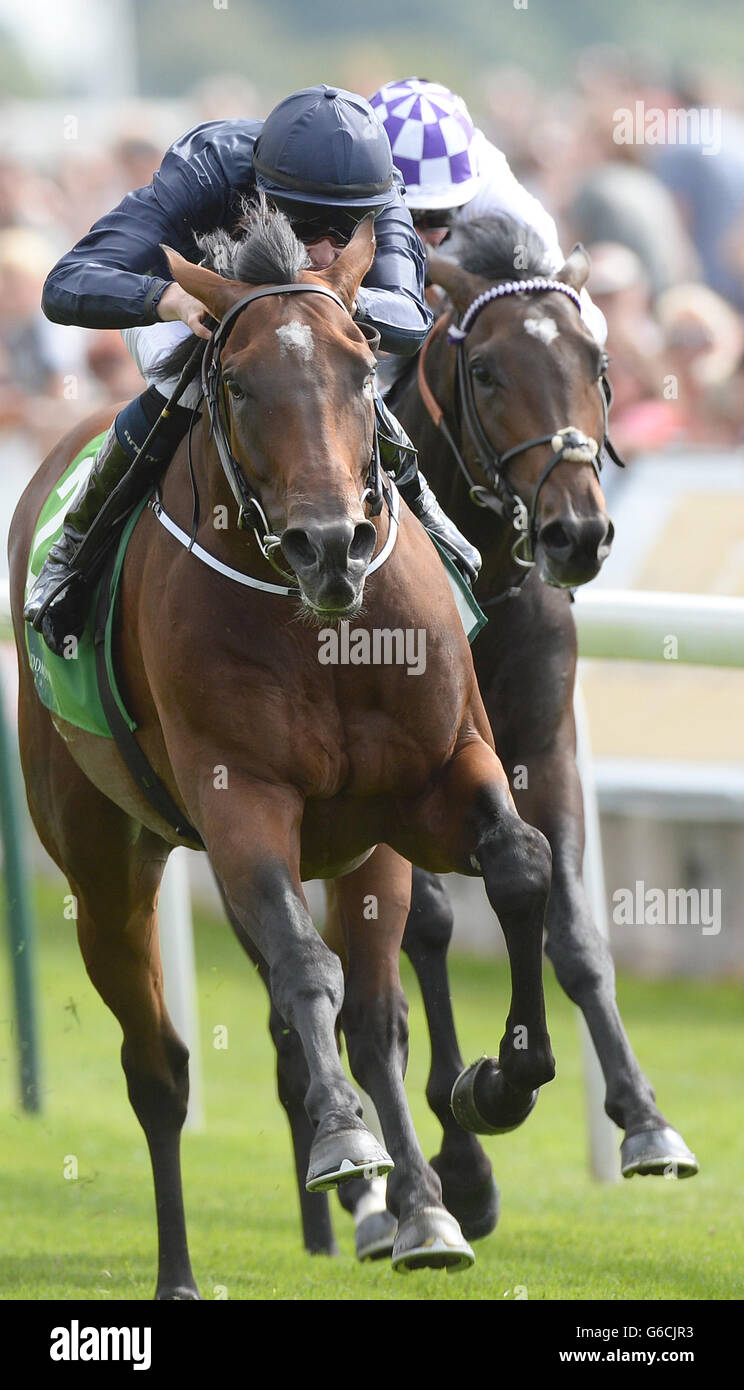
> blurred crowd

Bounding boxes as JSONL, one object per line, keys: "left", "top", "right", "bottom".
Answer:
{"left": 1, "top": 49, "right": 743, "bottom": 530}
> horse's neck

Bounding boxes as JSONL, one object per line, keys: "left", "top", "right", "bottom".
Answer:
{"left": 396, "top": 332, "right": 523, "bottom": 602}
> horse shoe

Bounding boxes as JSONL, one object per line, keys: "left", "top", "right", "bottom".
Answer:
{"left": 451, "top": 1057, "right": 539, "bottom": 1135}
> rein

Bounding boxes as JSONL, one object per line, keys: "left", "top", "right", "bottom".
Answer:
{"left": 417, "top": 283, "right": 625, "bottom": 604}
{"left": 201, "top": 281, "right": 384, "bottom": 585}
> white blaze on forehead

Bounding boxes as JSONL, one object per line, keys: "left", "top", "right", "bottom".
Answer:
{"left": 276, "top": 321, "right": 314, "bottom": 361}
{"left": 524, "top": 315, "right": 559, "bottom": 346}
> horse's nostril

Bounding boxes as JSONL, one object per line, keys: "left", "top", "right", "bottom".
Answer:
{"left": 281, "top": 519, "right": 375, "bottom": 577}
{"left": 349, "top": 520, "right": 377, "bottom": 564}
{"left": 540, "top": 520, "right": 572, "bottom": 556}
{"left": 282, "top": 529, "right": 318, "bottom": 572}
{"left": 540, "top": 514, "right": 613, "bottom": 571}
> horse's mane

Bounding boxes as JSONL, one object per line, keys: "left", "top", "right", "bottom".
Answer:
{"left": 150, "top": 194, "right": 310, "bottom": 383}
{"left": 445, "top": 213, "right": 552, "bottom": 282}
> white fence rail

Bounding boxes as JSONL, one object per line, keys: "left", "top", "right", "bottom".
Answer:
{"left": 573, "top": 588, "right": 744, "bottom": 667}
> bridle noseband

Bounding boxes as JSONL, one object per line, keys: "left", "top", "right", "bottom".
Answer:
{"left": 418, "top": 278, "right": 625, "bottom": 600}
{"left": 201, "top": 281, "right": 383, "bottom": 584}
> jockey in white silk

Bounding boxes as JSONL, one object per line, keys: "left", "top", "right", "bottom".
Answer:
{"left": 369, "top": 78, "right": 607, "bottom": 345}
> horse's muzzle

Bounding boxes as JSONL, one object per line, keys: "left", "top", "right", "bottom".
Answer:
{"left": 537, "top": 514, "right": 614, "bottom": 587}
{"left": 281, "top": 518, "right": 377, "bottom": 613}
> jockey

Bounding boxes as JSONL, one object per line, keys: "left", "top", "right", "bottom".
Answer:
{"left": 368, "top": 78, "right": 607, "bottom": 345}
{"left": 25, "top": 84, "right": 481, "bottom": 655}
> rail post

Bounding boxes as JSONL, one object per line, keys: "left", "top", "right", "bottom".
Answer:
{"left": 0, "top": 666, "right": 41, "bottom": 1111}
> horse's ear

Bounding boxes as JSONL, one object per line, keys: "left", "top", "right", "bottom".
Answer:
{"left": 161, "top": 245, "right": 247, "bottom": 321}
{"left": 315, "top": 215, "right": 377, "bottom": 310}
{"left": 425, "top": 249, "right": 484, "bottom": 314}
{"left": 555, "top": 243, "right": 591, "bottom": 293}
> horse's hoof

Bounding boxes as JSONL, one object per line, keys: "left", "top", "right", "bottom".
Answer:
{"left": 350, "top": 1176, "right": 397, "bottom": 1260}
{"left": 306, "top": 1127, "right": 394, "bottom": 1193}
{"left": 621, "top": 1126, "right": 699, "bottom": 1179}
{"left": 155, "top": 1285, "right": 201, "bottom": 1300}
{"left": 391, "top": 1207, "right": 475, "bottom": 1273}
{"left": 451, "top": 1057, "right": 538, "bottom": 1135}
{"left": 431, "top": 1158, "right": 500, "bottom": 1242}
{"left": 356, "top": 1209, "right": 398, "bottom": 1261}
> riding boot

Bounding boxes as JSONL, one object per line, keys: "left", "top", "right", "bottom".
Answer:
{"left": 24, "top": 388, "right": 193, "bottom": 656}
{"left": 374, "top": 395, "right": 481, "bottom": 587}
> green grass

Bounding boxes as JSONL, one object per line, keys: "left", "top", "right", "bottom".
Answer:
{"left": 1, "top": 879, "right": 742, "bottom": 1301}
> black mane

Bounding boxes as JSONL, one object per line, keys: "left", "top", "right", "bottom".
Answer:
{"left": 150, "top": 194, "right": 310, "bottom": 384}
{"left": 446, "top": 213, "right": 552, "bottom": 282}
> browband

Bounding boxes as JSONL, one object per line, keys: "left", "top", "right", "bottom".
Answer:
{"left": 206, "top": 281, "right": 349, "bottom": 362}
{"left": 448, "top": 278, "right": 582, "bottom": 343}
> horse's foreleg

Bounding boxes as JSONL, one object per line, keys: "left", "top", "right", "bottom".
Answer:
{"left": 206, "top": 783, "right": 392, "bottom": 1195}
{"left": 71, "top": 834, "right": 198, "bottom": 1300}
{"left": 402, "top": 868, "right": 499, "bottom": 1240}
{"left": 333, "top": 846, "right": 474, "bottom": 1271}
{"left": 433, "top": 746, "right": 556, "bottom": 1134}
{"left": 214, "top": 880, "right": 337, "bottom": 1255}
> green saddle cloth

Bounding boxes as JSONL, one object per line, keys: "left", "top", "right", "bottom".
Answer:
{"left": 430, "top": 537, "right": 487, "bottom": 644}
{"left": 25, "top": 433, "right": 147, "bottom": 738}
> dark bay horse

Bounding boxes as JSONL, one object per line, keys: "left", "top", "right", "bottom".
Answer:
{"left": 384, "top": 216, "right": 698, "bottom": 1232}
{"left": 9, "top": 208, "right": 557, "bottom": 1295}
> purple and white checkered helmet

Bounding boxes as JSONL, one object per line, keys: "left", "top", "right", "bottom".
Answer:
{"left": 369, "top": 78, "right": 481, "bottom": 210}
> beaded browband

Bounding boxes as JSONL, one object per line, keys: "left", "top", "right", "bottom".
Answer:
{"left": 447, "top": 278, "right": 582, "bottom": 343}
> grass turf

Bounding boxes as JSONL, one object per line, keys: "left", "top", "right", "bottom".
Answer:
{"left": 1, "top": 879, "right": 742, "bottom": 1301}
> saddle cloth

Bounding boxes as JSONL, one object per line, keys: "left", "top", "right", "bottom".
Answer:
{"left": 25, "top": 433, "right": 145, "bottom": 737}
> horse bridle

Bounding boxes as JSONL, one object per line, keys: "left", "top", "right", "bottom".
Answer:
{"left": 201, "top": 281, "right": 383, "bottom": 584}
{"left": 418, "top": 278, "right": 625, "bottom": 598}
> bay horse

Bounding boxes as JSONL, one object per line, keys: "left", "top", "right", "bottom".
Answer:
{"left": 9, "top": 205, "right": 557, "bottom": 1296}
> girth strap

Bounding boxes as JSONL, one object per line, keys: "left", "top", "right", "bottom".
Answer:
{"left": 94, "top": 547, "right": 204, "bottom": 847}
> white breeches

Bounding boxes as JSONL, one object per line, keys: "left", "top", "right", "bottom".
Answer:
{"left": 121, "top": 322, "right": 203, "bottom": 408}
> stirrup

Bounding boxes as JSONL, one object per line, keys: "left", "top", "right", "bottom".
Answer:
{"left": 25, "top": 567, "right": 84, "bottom": 633}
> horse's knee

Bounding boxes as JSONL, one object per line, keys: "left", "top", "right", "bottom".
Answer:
{"left": 478, "top": 816, "right": 552, "bottom": 921}
{"left": 344, "top": 983, "right": 409, "bottom": 1086}
{"left": 403, "top": 869, "right": 454, "bottom": 958}
{"left": 122, "top": 1032, "right": 190, "bottom": 1131}
{"left": 545, "top": 926, "right": 615, "bottom": 1002}
{"left": 270, "top": 1010, "right": 310, "bottom": 1115}
{"left": 269, "top": 936, "right": 345, "bottom": 1028}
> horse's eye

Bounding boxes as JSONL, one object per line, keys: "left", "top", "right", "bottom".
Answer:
{"left": 363, "top": 371, "right": 376, "bottom": 398}
{"left": 226, "top": 380, "right": 245, "bottom": 401}
{"left": 470, "top": 361, "right": 492, "bottom": 386}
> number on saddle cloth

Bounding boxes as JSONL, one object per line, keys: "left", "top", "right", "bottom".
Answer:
{"left": 25, "top": 437, "right": 141, "bottom": 735}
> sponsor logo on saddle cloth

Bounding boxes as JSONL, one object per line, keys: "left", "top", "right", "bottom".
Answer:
{"left": 25, "top": 432, "right": 142, "bottom": 738}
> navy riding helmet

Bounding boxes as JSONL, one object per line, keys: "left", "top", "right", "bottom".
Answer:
{"left": 253, "top": 85, "right": 394, "bottom": 241}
